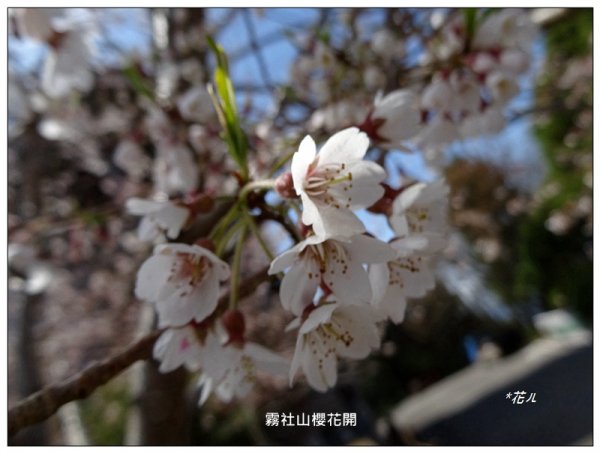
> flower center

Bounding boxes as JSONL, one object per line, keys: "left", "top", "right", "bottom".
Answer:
{"left": 321, "top": 322, "right": 354, "bottom": 347}
{"left": 407, "top": 207, "right": 430, "bottom": 233}
{"left": 303, "top": 162, "right": 354, "bottom": 209}
{"left": 388, "top": 256, "right": 423, "bottom": 286}
{"left": 302, "top": 240, "right": 350, "bottom": 287}
{"left": 173, "top": 253, "right": 210, "bottom": 286}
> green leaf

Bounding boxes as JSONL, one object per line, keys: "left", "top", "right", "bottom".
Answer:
{"left": 123, "top": 64, "right": 154, "bottom": 101}
{"left": 207, "top": 36, "right": 248, "bottom": 179}
{"left": 207, "top": 36, "right": 229, "bottom": 73}
{"left": 463, "top": 8, "right": 477, "bottom": 46}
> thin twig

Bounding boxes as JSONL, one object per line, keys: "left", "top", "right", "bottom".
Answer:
{"left": 8, "top": 264, "right": 271, "bottom": 438}
{"left": 241, "top": 9, "right": 275, "bottom": 91}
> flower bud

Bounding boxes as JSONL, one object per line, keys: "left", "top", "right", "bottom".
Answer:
{"left": 275, "top": 172, "right": 297, "bottom": 199}
{"left": 194, "top": 238, "right": 216, "bottom": 253}
{"left": 184, "top": 192, "right": 214, "bottom": 216}
{"left": 222, "top": 309, "right": 245, "bottom": 347}
{"left": 367, "top": 183, "right": 400, "bottom": 216}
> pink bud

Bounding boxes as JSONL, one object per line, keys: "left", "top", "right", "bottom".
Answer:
{"left": 194, "top": 238, "right": 216, "bottom": 253}
{"left": 275, "top": 172, "right": 297, "bottom": 199}
{"left": 184, "top": 192, "right": 214, "bottom": 216}
{"left": 222, "top": 309, "right": 245, "bottom": 347}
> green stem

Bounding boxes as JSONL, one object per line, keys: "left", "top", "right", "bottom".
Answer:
{"left": 229, "top": 224, "right": 248, "bottom": 310}
{"left": 209, "top": 201, "right": 241, "bottom": 243}
{"left": 215, "top": 218, "right": 245, "bottom": 257}
{"left": 239, "top": 179, "right": 276, "bottom": 200}
{"left": 245, "top": 211, "right": 275, "bottom": 261}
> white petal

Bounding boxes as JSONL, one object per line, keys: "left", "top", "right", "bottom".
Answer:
{"left": 197, "top": 374, "right": 213, "bottom": 405}
{"left": 279, "top": 257, "right": 319, "bottom": 315}
{"left": 379, "top": 285, "right": 408, "bottom": 324}
{"left": 400, "top": 258, "right": 436, "bottom": 297}
{"left": 392, "top": 183, "right": 426, "bottom": 214}
{"left": 153, "top": 326, "right": 202, "bottom": 372}
{"left": 328, "top": 160, "right": 386, "bottom": 209}
{"left": 301, "top": 337, "right": 334, "bottom": 392}
{"left": 268, "top": 243, "right": 303, "bottom": 274}
{"left": 126, "top": 198, "right": 161, "bottom": 215}
{"left": 191, "top": 271, "right": 220, "bottom": 322}
{"left": 387, "top": 295, "right": 408, "bottom": 324}
{"left": 326, "top": 258, "right": 372, "bottom": 306}
{"left": 300, "top": 193, "right": 321, "bottom": 231}
{"left": 369, "top": 262, "right": 390, "bottom": 308}
{"left": 206, "top": 253, "right": 231, "bottom": 281}
{"left": 375, "top": 90, "right": 422, "bottom": 142}
{"left": 345, "top": 235, "right": 397, "bottom": 264}
{"left": 156, "top": 272, "right": 219, "bottom": 327}
{"left": 245, "top": 343, "right": 289, "bottom": 376}
{"left": 333, "top": 305, "right": 380, "bottom": 358}
{"left": 390, "top": 236, "right": 430, "bottom": 257}
{"left": 285, "top": 317, "right": 302, "bottom": 332}
{"left": 289, "top": 334, "right": 305, "bottom": 386}
{"left": 310, "top": 203, "right": 365, "bottom": 240}
{"left": 291, "top": 135, "right": 317, "bottom": 195}
{"left": 317, "top": 127, "right": 369, "bottom": 166}
{"left": 135, "top": 254, "right": 174, "bottom": 302}
{"left": 159, "top": 242, "right": 195, "bottom": 255}
{"left": 137, "top": 216, "right": 161, "bottom": 242}
{"left": 389, "top": 214, "right": 410, "bottom": 237}
{"left": 156, "top": 204, "right": 189, "bottom": 239}
{"left": 299, "top": 303, "right": 338, "bottom": 334}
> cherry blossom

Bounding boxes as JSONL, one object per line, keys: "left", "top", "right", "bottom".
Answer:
{"left": 389, "top": 179, "right": 449, "bottom": 253}
{"left": 15, "top": 8, "right": 95, "bottom": 99}
{"left": 291, "top": 127, "right": 386, "bottom": 240}
{"left": 473, "top": 8, "right": 537, "bottom": 51}
{"left": 176, "top": 86, "right": 214, "bottom": 123}
{"left": 113, "top": 139, "right": 151, "bottom": 181}
{"left": 416, "top": 115, "right": 460, "bottom": 149}
{"left": 41, "top": 29, "right": 94, "bottom": 98}
{"left": 363, "top": 66, "right": 386, "bottom": 91}
{"left": 135, "top": 243, "right": 230, "bottom": 327}
{"left": 126, "top": 198, "right": 189, "bottom": 242}
{"left": 196, "top": 321, "right": 288, "bottom": 404}
{"left": 198, "top": 339, "right": 288, "bottom": 404}
{"left": 460, "top": 107, "right": 505, "bottom": 138}
{"left": 153, "top": 325, "right": 204, "bottom": 373}
{"left": 369, "top": 244, "right": 436, "bottom": 324}
{"left": 268, "top": 234, "right": 396, "bottom": 315}
{"left": 153, "top": 141, "right": 199, "bottom": 195}
{"left": 289, "top": 302, "right": 380, "bottom": 392}
{"left": 371, "top": 29, "right": 404, "bottom": 60}
{"left": 486, "top": 70, "right": 520, "bottom": 105}
{"left": 15, "top": 8, "right": 58, "bottom": 41}
{"left": 365, "top": 90, "right": 422, "bottom": 148}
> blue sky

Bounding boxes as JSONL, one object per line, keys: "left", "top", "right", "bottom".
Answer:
{"left": 9, "top": 8, "right": 545, "bottom": 194}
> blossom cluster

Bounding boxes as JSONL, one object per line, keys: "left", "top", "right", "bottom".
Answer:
{"left": 416, "top": 9, "right": 537, "bottom": 160}
{"left": 14, "top": 9, "right": 94, "bottom": 98}
{"left": 134, "top": 240, "right": 289, "bottom": 404}
{"left": 12, "top": 7, "right": 471, "bottom": 403}
{"left": 300, "top": 9, "right": 537, "bottom": 166}
{"left": 130, "top": 125, "right": 448, "bottom": 399}
{"left": 269, "top": 127, "right": 449, "bottom": 391}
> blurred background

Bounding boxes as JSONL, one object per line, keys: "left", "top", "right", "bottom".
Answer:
{"left": 7, "top": 8, "right": 593, "bottom": 446}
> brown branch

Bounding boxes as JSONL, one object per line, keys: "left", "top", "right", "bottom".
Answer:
{"left": 8, "top": 330, "right": 161, "bottom": 438}
{"left": 8, "top": 264, "right": 271, "bottom": 438}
